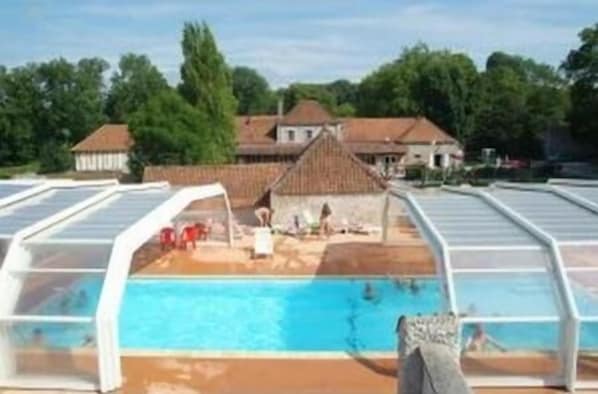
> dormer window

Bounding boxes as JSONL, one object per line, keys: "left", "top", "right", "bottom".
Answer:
{"left": 288, "top": 129, "right": 295, "bottom": 142}
{"left": 306, "top": 129, "right": 313, "bottom": 139}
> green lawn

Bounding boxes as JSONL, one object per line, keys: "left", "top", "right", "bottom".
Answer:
{"left": 0, "top": 162, "right": 40, "bottom": 179}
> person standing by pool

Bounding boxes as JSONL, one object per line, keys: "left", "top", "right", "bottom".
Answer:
{"left": 319, "top": 203, "right": 333, "bottom": 237}
{"left": 254, "top": 206, "right": 273, "bottom": 227}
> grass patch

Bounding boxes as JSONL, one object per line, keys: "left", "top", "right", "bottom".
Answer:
{"left": 0, "top": 162, "right": 39, "bottom": 179}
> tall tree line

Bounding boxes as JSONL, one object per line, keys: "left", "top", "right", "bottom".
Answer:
{"left": 1, "top": 21, "right": 597, "bottom": 175}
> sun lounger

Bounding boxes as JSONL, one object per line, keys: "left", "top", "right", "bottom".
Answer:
{"left": 352, "top": 224, "right": 382, "bottom": 235}
{"left": 253, "top": 227, "right": 273, "bottom": 258}
{"left": 302, "top": 210, "right": 319, "bottom": 233}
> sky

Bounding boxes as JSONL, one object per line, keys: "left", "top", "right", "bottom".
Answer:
{"left": 1, "top": 0, "right": 596, "bottom": 87}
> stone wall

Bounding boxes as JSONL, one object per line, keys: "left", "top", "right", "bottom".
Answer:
{"left": 397, "top": 315, "right": 459, "bottom": 359}
{"left": 397, "top": 315, "right": 465, "bottom": 394}
{"left": 270, "top": 192, "right": 385, "bottom": 228}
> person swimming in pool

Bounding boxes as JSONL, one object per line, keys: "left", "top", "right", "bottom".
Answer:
{"left": 32, "top": 328, "right": 45, "bottom": 347}
{"left": 363, "top": 282, "right": 379, "bottom": 302}
{"left": 76, "top": 289, "right": 89, "bottom": 309}
{"left": 408, "top": 278, "right": 420, "bottom": 294}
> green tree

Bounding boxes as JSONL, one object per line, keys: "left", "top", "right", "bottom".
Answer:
{"left": 38, "top": 139, "right": 73, "bottom": 173}
{"left": 128, "top": 90, "right": 212, "bottom": 179}
{"left": 562, "top": 23, "right": 598, "bottom": 152}
{"left": 36, "top": 57, "right": 109, "bottom": 145}
{"left": 179, "top": 21, "right": 237, "bottom": 162}
{"left": 473, "top": 52, "right": 568, "bottom": 158}
{"left": 232, "top": 66, "right": 273, "bottom": 115}
{"left": 0, "top": 65, "right": 39, "bottom": 165}
{"left": 358, "top": 44, "right": 479, "bottom": 146}
{"left": 282, "top": 83, "right": 337, "bottom": 113}
{"left": 106, "top": 53, "right": 169, "bottom": 122}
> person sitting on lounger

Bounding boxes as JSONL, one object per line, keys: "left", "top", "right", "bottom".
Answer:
{"left": 254, "top": 207, "right": 273, "bottom": 227}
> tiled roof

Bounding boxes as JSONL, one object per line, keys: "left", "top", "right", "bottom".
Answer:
{"left": 280, "top": 100, "right": 335, "bottom": 125}
{"left": 342, "top": 117, "right": 417, "bottom": 142}
{"left": 399, "top": 117, "right": 457, "bottom": 144}
{"left": 271, "top": 129, "right": 386, "bottom": 196}
{"left": 71, "top": 124, "right": 133, "bottom": 152}
{"left": 235, "top": 116, "right": 277, "bottom": 144}
{"left": 236, "top": 142, "right": 407, "bottom": 156}
{"left": 143, "top": 163, "right": 288, "bottom": 208}
{"left": 235, "top": 115, "right": 457, "bottom": 147}
{"left": 236, "top": 144, "right": 304, "bottom": 156}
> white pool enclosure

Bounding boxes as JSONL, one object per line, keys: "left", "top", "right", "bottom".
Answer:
{"left": 1, "top": 178, "right": 597, "bottom": 392}
{"left": 393, "top": 179, "right": 598, "bottom": 391}
{"left": 0, "top": 179, "right": 233, "bottom": 392}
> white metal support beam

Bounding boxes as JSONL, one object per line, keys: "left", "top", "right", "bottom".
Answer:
{"left": 94, "top": 183, "right": 232, "bottom": 392}
{"left": 443, "top": 185, "right": 580, "bottom": 392}
{"left": 397, "top": 190, "right": 458, "bottom": 314}
{"left": 0, "top": 180, "right": 118, "bottom": 389}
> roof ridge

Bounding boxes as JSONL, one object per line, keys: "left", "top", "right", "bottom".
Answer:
{"left": 270, "top": 128, "right": 386, "bottom": 194}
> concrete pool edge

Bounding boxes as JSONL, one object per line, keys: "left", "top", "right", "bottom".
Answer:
{"left": 120, "top": 349, "right": 398, "bottom": 359}
{"left": 130, "top": 274, "right": 439, "bottom": 280}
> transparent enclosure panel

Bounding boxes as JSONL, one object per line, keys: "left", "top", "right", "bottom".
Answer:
{"left": 0, "top": 183, "right": 34, "bottom": 200}
{"left": 0, "top": 188, "right": 102, "bottom": 236}
{"left": 450, "top": 249, "right": 552, "bottom": 270}
{"left": 9, "top": 272, "right": 104, "bottom": 317}
{"left": 38, "top": 190, "right": 174, "bottom": 242}
{"left": 1, "top": 321, "right": 97, "bottom": 384}
{"left": 568, "top": 272, "right": 598, "bottom": 317}
{"left": 460, "top": 321, "right": 561, "bottom": 377}
{"left": 24, "top": 243, "right": 112, "bottom": 269}
{"left": 453, "top": 273, "right": 561, "bottom": 317}
{"left": 578, "top": 322, "right": 598, "bottom": 382}
{"left": 561, "top": 246, "right": 598, "bottom": 269}
{"left": 175, "top": 196, "right": 231, "bottom": 243}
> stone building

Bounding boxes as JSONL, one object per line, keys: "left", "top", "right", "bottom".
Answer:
{"left": 236, "top": 100, "right": 463, "bottom": 177}
{"left": 75, "top": 100, "right": 462, "bottom": 177}
{"left": 144, "top": 129, "right": 387, "bottom": 228}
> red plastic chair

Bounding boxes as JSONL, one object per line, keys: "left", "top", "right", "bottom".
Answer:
{"left": 159, "top": 227, "right": 176, "bottom": 250}
{"left": 180, "top": 225, "right": 199, "bottom": 250}
{"left": 195, "top": 222, "right": 209, "bottom": 241}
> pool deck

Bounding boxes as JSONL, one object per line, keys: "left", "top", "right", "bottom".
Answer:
{"left": 3, "top": 353, "right": 596, "bottom": 393}
{"left": 132, "top": 223, "right": 436, "bottom": 277}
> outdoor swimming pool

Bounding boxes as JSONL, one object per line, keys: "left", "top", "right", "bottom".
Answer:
{"left": 16, "top": 277, "right": 598, "bottom": 352}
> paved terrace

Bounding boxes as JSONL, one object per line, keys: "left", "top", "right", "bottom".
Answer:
{"left": 2, "top": 354, "right": 597, "bottom": 393}
{"left": 131, "top": 216, "right": 435, "bottom": 277}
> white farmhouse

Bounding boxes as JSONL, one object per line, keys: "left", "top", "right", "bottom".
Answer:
{"left": 71, "top": 124, "right": 132, "bottom": 173}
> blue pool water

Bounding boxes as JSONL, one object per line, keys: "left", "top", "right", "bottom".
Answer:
{"left": 119, "top": 278, "right": 440, "bottom": 351}
{"left": 17, "top": 277, "right": 598, "bottom": 352}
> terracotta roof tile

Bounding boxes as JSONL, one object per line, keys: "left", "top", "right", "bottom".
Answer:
{"left": 71, "top": 124, "right": 133, "bottom": 152}
{"left": 271, "top": 129, "right": 386, "bottom": 196}
{"left": 341, "top": 117, "right": 417, "bottom": 142}
{"left": 399, "top": 117, "right": 457, "bottom": 144}
{"left": 280, "top": 100, "right": 335, "bottom": 125}
{"left": 235, "top": 116, "right": 277, "bottom": 144}
{"left": 143, "top": 163, "right": 288, "bottom": 208}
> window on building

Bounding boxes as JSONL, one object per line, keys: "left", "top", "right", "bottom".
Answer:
{"left": 384, "top": 155, "right": 397, "bottom": 164}
{"left": 434, "top": 154, "right": 443, "bottom": 167}
{"left": 360, "top": 155, "right": 376, "bottom": 165}
{"left": 288, "top": 129, "right": 295, "bottom": 142}
{"left": 414, "top": 154, "right": 421, "bottom": 159}
{"left": 306, "top": 129, "right": 313, "bottom": 139}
